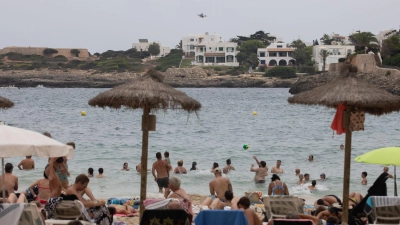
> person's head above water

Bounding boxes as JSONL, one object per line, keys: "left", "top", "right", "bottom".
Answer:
{"left": 226, "top": 159, "right": 231, "bottom": 165}
{"left": 271, "top": 174, "right": 281, "bottom": 181}
{"left": 213, "top": 162, "right": 219, "bottom": 169}
{"left": 308, "top": 155, "right": 314, "bottom": 161}
{"left": 320, "top": 173, "right": 326, "bottom": 179}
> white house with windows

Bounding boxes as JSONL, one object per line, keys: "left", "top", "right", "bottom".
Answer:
{"left": 132, "top": 39, "right": 171, "bottom": 57}
{"left": 181, "top": 32, "right": 239, "bottom": 66}
{"left": 257, "top": 43, "right": 296, "bottom": 66}
{"left": 312, "top": 45, "right": 355, "bottom": 71}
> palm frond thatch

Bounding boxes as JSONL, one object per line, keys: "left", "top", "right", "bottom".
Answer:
{"left": 288, "top": 64, "right": 400, "bottom": 116}
{"left": 0, "top": 96, "right": 14, "bottom": 109}
{"left": 88, "top": 69, "right": 201, "bottom": 113}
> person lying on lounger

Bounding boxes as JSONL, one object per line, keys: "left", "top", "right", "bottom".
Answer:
{"left": 108, "top": 200, "right": 138, "bottom": 215}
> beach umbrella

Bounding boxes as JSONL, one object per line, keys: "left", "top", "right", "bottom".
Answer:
{"left": 0, "top": 96, "right": 14, "bottom": 109}
{"left": 288, "top": 64, "right": 400, "bottom": 225}
{"left": 88, "top": 69, "right": 201, "bottom": 216}
{"left": 355, "top": 146, "right": 400, "bottom": 196}
{"left": 0, "top": 124, "right": 73, "bottom": 203}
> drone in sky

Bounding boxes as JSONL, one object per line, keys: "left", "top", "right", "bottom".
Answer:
{"left": 198, "top": 13, "right": 207, "bottom": 18}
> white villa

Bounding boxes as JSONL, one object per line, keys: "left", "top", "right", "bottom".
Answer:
{"left": 132, "top": 39, "right": 171, "bottom": 57}
{"left": 181, "top": 32, "right": 239, "bottom": 66}
{"left": 257, "top": 43, "right": 296, "bottom": 66}
{"left": 313, "top": 45, "right": 355, "bottom": 71}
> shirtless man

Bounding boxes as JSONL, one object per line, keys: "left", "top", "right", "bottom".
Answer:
{"left": 45, "top": 157, "right": 64, "bottom": 198}
{"left": 65, "top": 174, "right": 106, "bottom": 208}
{"left": 308, "top": 180, "right": 317, "bottom": 191}
{"left": 250, "top": 156, "right": 267, "bottom": 184}
{"left": 202, "top": 167, "right": 233, "bottom": 209}
{"left": 152, "top": 152, "right": 172, "bottom": 198}
{"left": 297, "top": 174, "right": 305, "bottom": 185}
{"left": 96, "top": 168, "right": 105, "bottom": 178}
{"left": 0, "top": 163, "right": 18, "bottom": 194}
{"left": 18, "top": 156, "right": 35, "bottom": 170}
{"left": 121, "top": 162, "right": 129, "bottom": 171}
{"left": 136, "top": 162, "right": 150, "bottom": 173}
{"left": 361, "top": 171, "right": 367, "bottom": 185}
{"left": 223, "top": 159, "right": 235, "bottom": 174}
{"left": 237, "top": 197, "right": 262, "bottom": 225}
{"left": 271, "top": 160, "right": 283, "bottom": 174}
{"left": 314, "top": 195, "right": 342, "bottom": 206}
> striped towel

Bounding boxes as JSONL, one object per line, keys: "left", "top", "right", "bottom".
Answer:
{"left": 364, "top": 196, "right": 400, "bottom": 215}
{"left": 144, "top": 198, "right": 180, "bottom": 210}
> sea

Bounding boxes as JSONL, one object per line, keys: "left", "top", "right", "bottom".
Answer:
{"left": 0, "top": 87, "right": 399, "bottom": 204}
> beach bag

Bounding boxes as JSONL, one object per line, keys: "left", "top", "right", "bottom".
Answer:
{"left": 53, "top": 200, "right": 84, "bottom": 220}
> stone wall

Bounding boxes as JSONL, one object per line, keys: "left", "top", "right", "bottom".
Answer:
{"left": 351, "top": 54, "right": 400, "bottom": 76}
{"left": 0, "top": 46, "right": 90, "bottom": 60}
{"left": 164, "top": 67, "right": 209, "bottom": 78}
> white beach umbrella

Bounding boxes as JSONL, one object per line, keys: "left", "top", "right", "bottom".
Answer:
{"left": 0, "top": 124, "right": 73, "bottom": 202}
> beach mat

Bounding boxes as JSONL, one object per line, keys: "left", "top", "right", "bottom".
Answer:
{"left": 107, "top": 198, "right": 140, "bottom": 209}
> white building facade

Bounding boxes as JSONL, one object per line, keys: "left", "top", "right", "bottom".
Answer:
{"left": 132, "top": 39, "right": 171, "bottom": 57}
{"left": 312, "top": 45, "right": 355, "bottom": 71}
{"left": 182, "top": 32, "right": 239, "bottom": 66}
{"left": 257, "top": 43, "right": 296, "bottom": 66}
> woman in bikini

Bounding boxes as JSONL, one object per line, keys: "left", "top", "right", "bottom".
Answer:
{"left": 167, "top": 176, "right": 193, "bottom": 223}
{"left": 174, "top": 160, "right": 187, "bottom": 174}
{"left": 29, "top": 172, "right": 51, "bottom": 206}
{"left": 108, "top": 200, "right": 137, "bottom": 215}
{"left": 268, "top": 174, "right": 289, "bottom": 196}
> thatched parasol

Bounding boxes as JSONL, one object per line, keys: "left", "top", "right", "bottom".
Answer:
{"left": 288, "top": 64, "right": 400, "bottom": 225}
{"left": 88, "top": 69, "right": 201, "bottom": 216}
{"left": 0, "top": 96, "right": 14, "bottom": 109}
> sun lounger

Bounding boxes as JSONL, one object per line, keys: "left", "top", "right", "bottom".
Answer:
{"left": 364, "top": 196, "right": 400, "bottom": 224}
{"left": 194, "top": 210, "right": 248, "bottom": 225}
{"left": 0, "top": 203, "right": 43, "bottom": 225}
{"left": 273, "top": 219, "right": 315, "bottom": 225}
{"left": 263, "top": 196, "right": 304, "bottom": 221}
{"left": 140, "top": 209, "right": 188, "bottom": 225}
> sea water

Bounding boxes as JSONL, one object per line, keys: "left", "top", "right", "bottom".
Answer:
{"left": 0, "top": 88, "right": 399, "bottom": 203}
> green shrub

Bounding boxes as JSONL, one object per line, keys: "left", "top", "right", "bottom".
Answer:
{"left": 385, "top": 70, "right": 391, "bottom": 76}
{"left": 338, "top": 58, "right": 346, "bottom": 63}
{"left": 2, "top": 52, "right": 24, "bottom": 60}
{"left": 66, "top": 60, "right": 81, "bottom": 68}
{"left": 382, "top": 53, "right": 400, "bottom": 67}
{"left": 214, "top": 67, "right": 221, "bottom": 71}
{"left": 298, "top": 66, "right": 315, "bottom": 74}
{"left": 43, "top": 48, "right": 58, "bottom": 56}
{"left": 70, "top": 49, "right": 80, "bottom": 57}
{"left": 264, "top": 67, "right": 296, "bottom": 79}
{"left": 154, "top": 65, "right": 162, "bottom": 71}
{"left": 258, "top": 65, "right": 266, "bottom": 72}
{"left": 157, "top": 49, "right": 183, "bottom": 71}
{"left": 227, "top": 66, "right": 245, "bottom": 76}
{"left": 53, "top": 55, "right": 68, "bottom": 62}
{"left": 11, "top": 63, "right": 32, "bottom": 69}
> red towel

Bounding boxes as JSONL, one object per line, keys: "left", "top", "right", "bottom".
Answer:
{"left": 331, "top": 103, "right": 346, "bottom": 135}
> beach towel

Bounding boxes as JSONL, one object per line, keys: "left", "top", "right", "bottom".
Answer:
{"left": 194, "top": 210, "right": 248, "bottom": 225}
{"left": 0, "top": 203, "right": 25, "bottom": 225}
{"left": 331, "top": 103, "right": 346, "bottom": 135}
{"left": 113, "top": 213, "right": 138, "bottom": 217}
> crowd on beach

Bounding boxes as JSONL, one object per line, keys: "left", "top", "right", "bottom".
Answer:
{"left": 146, "top": 149, "right": 395, "bottom": 225}
{"left": 0, "top": 139, "right": 395, "bottom": 225}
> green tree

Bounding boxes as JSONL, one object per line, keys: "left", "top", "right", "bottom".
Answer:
{"left": 175, "top": 40, "right": 182, "bottom": 49}
{"left": 320, "top": 49, "right": 330, "bottom": 71}
{"left": 348, "top": 32, "right": 379, "bottom": 53}
{"left": 239, "top": 40, "right": 265, "bottom": 54}
{"left": 148, "top": 42, "right": 161, "bottom": 56}
{"left": 70, "top": 49, "right": 80, "bottom": 57}
{"left": 233, "top": 30, "right": 275, "bottom": 46}
{"left": 290, "top": 39, "right": 306, "bottom": 49}
{"left": 292, "top": 48, "right": 307, "bottom": 66}
{"left": 43, "top": 48, "right": 58, "bottom": 57}
{"left": 236, "top": 40, "right": 265, "bottom": 67}
{"left": 320, "top": 34, "right": 333, "bottom": 45}
{"left": 381, "top": 35, "right": 400, "bottom": 58}
{"left": 314, "top": 39, "right": 319, "bottom": 45}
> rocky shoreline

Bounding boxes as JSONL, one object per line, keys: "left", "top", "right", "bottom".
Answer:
{"left": 0, "top": 67, "right": 297, "bottom": 88}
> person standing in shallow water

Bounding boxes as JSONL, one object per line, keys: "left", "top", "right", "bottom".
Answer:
{"left": 152, "top": 152, "right": 172, "bottom": 198}
{"left": 361, "top": 171, "right": 367, "bottom": 185}
{"left": 190, "top": 162, "right": 198, "bottom": 171}
{"left": 250, "top": 156, "right": 267, "bottom": 184}
{"left": 271, "top": 160, "right": 283, "bottom": 174}
{"left": 223, "top": 159, "right": 235, "bottom": 174}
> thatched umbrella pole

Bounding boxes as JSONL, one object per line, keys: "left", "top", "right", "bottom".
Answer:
{"left": 0, "top": 95, "right": 13, "bottom": 202}
{"left": 342, "top": 106, "right": 353, "bottom": 225}
{"left": 139, "top": 106, "right": 150, "bottom": 217}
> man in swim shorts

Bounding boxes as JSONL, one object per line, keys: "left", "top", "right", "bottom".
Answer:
{"left": 250, "top": 156, "right": 267, "bottom": 184}
{"left": 152, "top": 152, "right": 172, "bottom": 198}
{"left": 201, "top": 167, "right": 233, "bottom": 209}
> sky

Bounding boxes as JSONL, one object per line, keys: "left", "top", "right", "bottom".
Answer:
{"left": 1, "top": 0, "right": 399, "bottom": 53}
